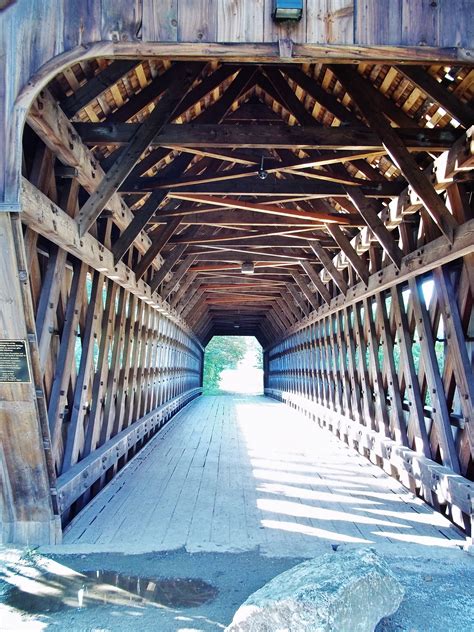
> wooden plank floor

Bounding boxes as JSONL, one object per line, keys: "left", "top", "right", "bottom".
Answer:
{"left": 64, "top": 395, "right": 465, "bottom": 557}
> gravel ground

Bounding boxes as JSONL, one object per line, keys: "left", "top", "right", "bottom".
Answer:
{"left": 1, "top": 544, "right": 473, "bottom": 631}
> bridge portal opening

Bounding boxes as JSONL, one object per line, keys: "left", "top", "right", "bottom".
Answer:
{"left": 203, "top": 336, "right": 263, "bottom": 395}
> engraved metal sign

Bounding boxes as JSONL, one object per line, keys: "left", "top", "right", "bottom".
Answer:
{"left": 0, "top": 340, "right": 32, "bottom": 383}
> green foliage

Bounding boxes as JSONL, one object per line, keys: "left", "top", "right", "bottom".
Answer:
{"left": 202, "top": 336, "right": 249, "bottom": 392}
{"left": 247, "top": 336, "right": 263, "bottom": 369}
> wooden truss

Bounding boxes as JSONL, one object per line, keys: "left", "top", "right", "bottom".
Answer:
{"left": 16, "top": 55, "right": 474, "bottom": 538}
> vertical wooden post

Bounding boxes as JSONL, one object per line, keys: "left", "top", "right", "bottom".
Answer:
{"left": 0, "top": 213, "right": 60, "bottom": 545}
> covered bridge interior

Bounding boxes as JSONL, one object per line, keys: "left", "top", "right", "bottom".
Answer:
{"left": 1, "top": 1, "right": 474, "bottom": 563}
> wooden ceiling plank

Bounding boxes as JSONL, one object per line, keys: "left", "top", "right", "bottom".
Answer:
{"left": 262, "top": 67, "right": 318, "bottom": 127}
{"left": 174, "top": 64, "right": 241, "bottom": 118}
{"left": 127, "top": 147, "right": 174, "bottom": 180}
{"left": 332, "top": 65, "right": 458, "bottom": 244}
{"left": 397, "top": 66, "right": 474, "bottom": 128}
{"left": 106, "top": 65, "right": 176, "bottom": 123}
{"left": 197, "top": 67, "right": 257, "bottom": 123}
{"left": 332, "top": 65, "right": 415, "bottom": 128}
{"left": 78, "top": 63, "right": 205, "bottom": 236}
{"left": 61, "top": 60, "right": 138, "bottom": 118}
{"left": 282, "top": 66, "right": 359, "bottom": 125}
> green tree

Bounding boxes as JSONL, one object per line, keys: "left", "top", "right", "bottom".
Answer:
{"left": 203, "top": 336, "right": 247, "bottom": 392}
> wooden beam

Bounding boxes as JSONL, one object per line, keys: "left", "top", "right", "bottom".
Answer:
{"left": 27, "top": 90, "right": 162, "bottom": 270}
{"left": 194, "top": 245, "right": 305, "bottom": 261}
{"left": 292, "top": 270, "right": 321, "bottom": 310}
{"left": 409, "top": 276, "right": 460, "bottom": 472}
{"left": 261, "top": 68, "right": 317, "bottom": 127}
{"left": 332, "top": 65, "right": 458, "bottom": 244}
{"left": 310, "top": 241, "right": 349, "bottom": 295}
{"left": 47, "top": 260, "right": 88, "bottom": 458}
{"left": 326, "top": 224, "right": 370, "bottom": 285}
{"left": 328, "top": 126, "right": 473, "bottom": 284}
{"left": 170, "top": 272, "right": 197, "bottom": 308}
{"left": 170, "top": 227, "right": 322, "bottom": 245}
{"left": 35, "top": 179, "right": 79, "bottom": 373}
{"left": 433, "top": 266, "right": 474, "bottom": 453}
{"left": 149, "top": 244, "right": 188, "bottom": 292}
{"left": 156, "top": 179, "right": 402, "bottom": 197}
{"left": 154, "top": 209, "right": 359, "bottom": 227}
{"left": 75, "top": 122, "right": 458, "bottom": 151}
{"left": 161, "top": 255, "right": 198, "bottom": 300}
{"left": 286, "top": 282, "right": 310, "bottom": 317}
{"left": 62, "top": 270, "right": 104, "bottom": 472}
{"left": 111, "top": 190, "right": 168, "bottom": 264}
{"left": 299, "top": 261, "right": 332, "bottom": 305}
{"left": 64, "top": 42, "right": 473, "bottom": 64}
{"left": 345, "top": 186, "right": 404, "bottom": 269}
{"left": 134, "top": 217, "right": 183, "bottom": 281}
{"left": 167, "top": 194, "right": 352, "bottom": 224}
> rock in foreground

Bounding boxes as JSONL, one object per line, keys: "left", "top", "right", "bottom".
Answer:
{"left": 225, "top": 548, "right": 404, "bottom": 632}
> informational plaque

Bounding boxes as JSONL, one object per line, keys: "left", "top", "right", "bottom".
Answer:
{"left": 0, "top": 340, "right": 32, "bottom": 383}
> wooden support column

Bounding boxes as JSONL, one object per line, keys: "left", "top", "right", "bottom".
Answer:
{"left": 0, "top": 213, "right": 60, "bottom": 544}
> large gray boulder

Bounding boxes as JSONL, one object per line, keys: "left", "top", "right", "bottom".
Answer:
{"left": 225, "top": 548, "right": 404, "bottom": 632}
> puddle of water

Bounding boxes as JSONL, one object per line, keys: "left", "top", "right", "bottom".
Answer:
{"left": 2, "top": 569, "right": 218, "bottom": 614}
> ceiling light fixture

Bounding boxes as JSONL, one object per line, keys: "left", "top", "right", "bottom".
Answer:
{"left": 258, "top": 155, "right": 268, "bottom": 180}
{"left": 241, "top": 262, "right": 255, "bottom": 275}
{"left": 272, "top": 0, "right": 303, "bottom": 22}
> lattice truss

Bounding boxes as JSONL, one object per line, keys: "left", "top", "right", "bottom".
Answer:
{"left": 20, "top": 58, "right": 473, "bottom": 528}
